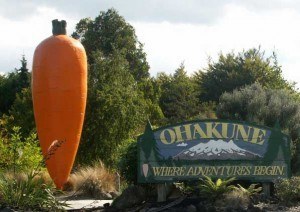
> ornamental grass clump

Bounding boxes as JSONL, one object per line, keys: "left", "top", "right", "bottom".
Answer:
{"left": 66, "top": 161, "right": 117, "bottom": 199}
{"left": 220, "top": 189, "right": 250, "bottom": 209}
{"left": 219, "top": 184, "right": 262, "bottom": 209}
{"left": 0, "top": 171, "right": 66, "bottom": 210}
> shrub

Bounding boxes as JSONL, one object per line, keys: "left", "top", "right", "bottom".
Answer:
{"left": 274, "top": 176, "right": 300, "bottom": 205}
{"left": 198, "top": 176, "right": 236, "bottom": 201}
{"left": 218, "top": 189, "right": 250, "bottom": 210}
{"left": 67, "top": 161, "right": 117, "bottom": 198}
{"left": 0, "top": 127, "right": 42, "bottom": 172}
{"left": 117, "top": 139, "right": 138, "bottom": 185}
{"left": 0, "top": 171, "right": 66, "bottom": 210}
{"left": 236, "top": 183, "right": 262, "bottom": 197}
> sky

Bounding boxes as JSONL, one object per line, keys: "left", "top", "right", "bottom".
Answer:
{"left": 0, "top": 0, "right": 300, "bottom": 89}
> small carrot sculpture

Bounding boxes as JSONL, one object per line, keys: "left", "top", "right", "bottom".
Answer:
{"left": 32, "top": 19, "right": 87, "bottom": 189}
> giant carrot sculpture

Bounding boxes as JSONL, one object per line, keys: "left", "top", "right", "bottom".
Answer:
{"left": 32, "top": 20, "right": 87, "bottom": 189}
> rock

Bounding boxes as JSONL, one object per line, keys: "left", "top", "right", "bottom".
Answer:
{"left": 262, "top": 206, "right": 270, "bottom": 212}
{"left": 103, "top": 202, "right": 110, "bottom": 208}
{"left": 112, "top": 185, "right": 146, "bottom": 210}
{"left": 247, "top": 206, "right": 262, "bottom": 212}
{"left": 225, "top": 206, "right": 234, "bottom": 212}
{"left": 167, "top": 208, "right": 185, "bottom": 212}
{"left": 0, "top": 207, "right": 15, "bottom": 212}
{"left": 207, "top": 206, "right": 217, "bottom": 212}
{"left": 236, "top": 206, "right": 247, "bottom": 212}
{"left": 248, "top": 203, "right": 254, "bottom": 209}
{"left": 168, "top": 186, "right": 182, "bottom": 200}
{"left": 196, "top": 202, "right": 207, "bottom": 212}
{"left": 185, "top": 204, "right": 197, "bottom": 212}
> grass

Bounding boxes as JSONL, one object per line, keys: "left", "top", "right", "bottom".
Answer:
{"left": 0, "top": 170, "right": 66, "bottom": 210}
{"left": 66, "top": 161, "right": 117, "bottom": 198}
{"left": 218, "top": 188, "right": 250, "bottom": 209}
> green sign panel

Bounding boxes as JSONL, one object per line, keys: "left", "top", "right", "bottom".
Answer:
{"left": 137, "top": 120, "right": 291, "bottom": 183}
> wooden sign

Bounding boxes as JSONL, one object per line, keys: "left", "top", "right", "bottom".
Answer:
{"left": 137, "top": 120, "right": 291, "bottom": 183}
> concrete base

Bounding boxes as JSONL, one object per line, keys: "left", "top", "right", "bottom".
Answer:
{"left": 62, "top": 199, "right": 113, "bottom": 210}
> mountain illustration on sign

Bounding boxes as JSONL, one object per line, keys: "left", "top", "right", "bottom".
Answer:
{"left": 173, "top": 139, "right": 262, "bottom": 160}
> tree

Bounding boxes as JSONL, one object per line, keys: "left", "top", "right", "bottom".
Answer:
{"left": 196, "top": 48, "right": 294, "bottom": 103}
{"left": 217, "top": 83, "right": 300, "bottom": 139}
{"left": 137, "top": 77, "right": 164, "bottom": 125}
{"left": 218, "top": 83, "right": 298, "bottom": 131}
{"left": 73, "top": 8, "right": 150, "bottom": 82}
{"left": 18, "top": 56, "right": 30, "bottom": 89}
{"left": 216, "top": 83, "right": 300, "bottom": 172}
{"left": 0, "top": 56, "right": 30, "bottom": 115}
{"left": 3, "top": 88, "right": 35, "bottom": 137}
{"left": 77, "top": 50, "right": 147, "bottom": 166}
{"left": 158, "top": 64, "right": 200, "bottom": 124}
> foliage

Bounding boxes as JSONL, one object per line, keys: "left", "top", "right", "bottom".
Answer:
{"left": 196, "top": 48, "right": 294, "bottom": 103}
{"left": 0, "top": 171, "right": 66, "bottom": 210}
{"left": 217, "top": 83, "right": 300, "bottom": 138}
{"left": 117, "top": 139, "right": 138, "bottom": 185}
{"left": 137, "top": 78, "right": 164, "bottom": 125}
{"left": 73, "top": 8, "right": 149, "bottom": 82}
{"left": 236, "top": 183, "right": 262, "bottom": 197}
{"left": 198, "top": 176, "right": 236, "bottom": 201}
{"left": 158, "top": 64, "right": 200, "bottom": 124}
{"left": 274, "top": 176, "right": 300, "bottom": 205}
{"left": 174, "top": 182, "right": 195, "bottom": 195}
{"left": 77, "top": 50, "right": 147, "bottom": 166}
{"left": 0, "top": 127, "right": 42, "bottom": 172}
{"left": 219, "top": 189, "right": 250, "bottom": 210}
{"left": 66, "top": 161, "right": 116, "bottom": 198}
{"left": 217, "top": 83, "right": 300, "bottom": 171}
{"left": 0, "top": 56, "right": 30, "bottom": 115}
{"left": 0, "top": 125, "right": 65, "bottom": 210}
{"left": 1, "top": 88, "right": 35, "bottom": 137}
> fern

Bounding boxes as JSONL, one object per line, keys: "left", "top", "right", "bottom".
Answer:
{"left": 237, "top": 183, "right": 262, "bottom": 196}
{"left": 199, "top": 176, "right": 236, "bottom": 201}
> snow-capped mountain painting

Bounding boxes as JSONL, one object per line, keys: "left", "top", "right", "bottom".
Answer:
{"left": 177, "top": 143, "right": 188, "bottom": 147}
{"left": 173, "top": 139, "right": 262, "bottom": 160}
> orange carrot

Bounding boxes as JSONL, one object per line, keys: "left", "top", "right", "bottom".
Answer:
{"left": 32, "top": 19, "right": 87, "bottom": 189}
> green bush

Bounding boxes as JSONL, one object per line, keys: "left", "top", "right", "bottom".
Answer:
{"left": 274, "top": 176, "right": 300, "bottom": 205}
{"left": 0, "top": 171, "right": 66, "bottom": 210}
{"left": 0, "top": 127, "right": 42, "bottom": 172}
{"left": 236, "top": 183, "right": 262, "bottom": 197}
{"left": 117, "top": 139, "right": 138, "bottom": 185}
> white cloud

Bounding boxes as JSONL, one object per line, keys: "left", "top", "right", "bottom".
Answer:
{"left": 0, "top": 6, "right": 77, "bottom": 71}
{"left": 132, "top": 4, "right": 300, "bottom": 88}
{"left": 0, "top": 1, "right": 299, "bottom": 88}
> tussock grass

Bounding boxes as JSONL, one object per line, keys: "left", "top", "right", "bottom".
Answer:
{"left": 219, "top": 189, "right": 250, "bottom": 209}
{"left": 0, "top": 170, "right": 65, "bottom": 210}
{"left": 66, "top": 161, "right": 117, "bottom": 198}
{"left": 2, "top": 169, "right": 52, "bottom": 185}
